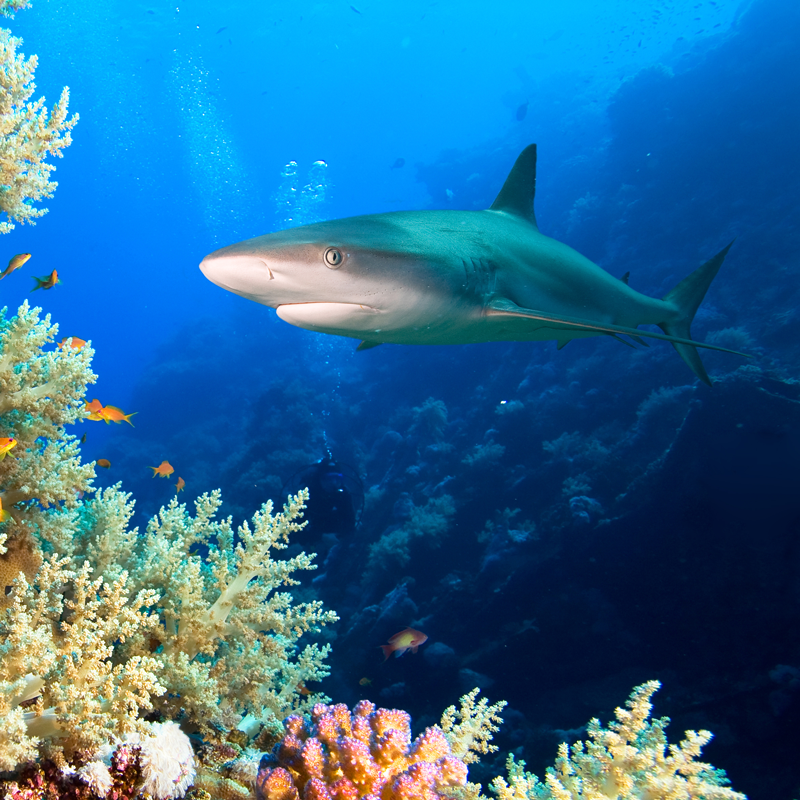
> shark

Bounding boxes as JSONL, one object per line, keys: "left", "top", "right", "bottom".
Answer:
{"left": 200, "top": 144, "right": 746, "bottom": 385}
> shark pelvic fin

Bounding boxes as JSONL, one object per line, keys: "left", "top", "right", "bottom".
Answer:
{"left": 659, "top": 241, "right": 735, "bottom": 386}
{"left": 356, "top": 340, "right": 382, "bottom": 351}
{"left": 486, "top": 297, "right": 750, "bottom": 361}
{"left": 489, "top": 144, "right": 538, "bottom": 229}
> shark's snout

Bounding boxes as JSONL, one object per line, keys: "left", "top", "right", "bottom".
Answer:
{"left": 200, "top": 249, "right": 274, "bottom": 302}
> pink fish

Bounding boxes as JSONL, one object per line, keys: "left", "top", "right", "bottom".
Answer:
{"left": 380, "top": 627, "right": 428, "bottom": 660}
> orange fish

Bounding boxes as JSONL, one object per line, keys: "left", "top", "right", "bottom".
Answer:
{"left": 0, "top": 252, "right": 31, "bottom": 279}
{"left": 58, "top": 337, "right": 87, "bottom": 351}
{"left": 0, "top": 497, "right": 11, "bottom": 523}
{"left": 31, "top": 270, "right": 60, "bottom": 291}
{"left": 380, "top": 628, "right": 428, "bottom": 661}
{"left": 175, "top": 476, "right": 185, "bottom": 493}
{"left": 85, "top": 399, "right": 105, "bottom": 420}
{"left": 150, "top": 460, "right": 174, "bottom": 478}
{"left": 0, "top": 437, "right": 17, "bottom": 460}
{"left": 99, "top": 405, "right": 137, "bottom": 426}
{"left": 296, "top": 682, "right": 312, "bottom": 696}
{"left": 96, "top": 459, "right": 111, "bottom": 469}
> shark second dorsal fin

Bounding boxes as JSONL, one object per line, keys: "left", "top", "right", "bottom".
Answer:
{"left": 490, "top": 144, "right": 538, "bottom": 229}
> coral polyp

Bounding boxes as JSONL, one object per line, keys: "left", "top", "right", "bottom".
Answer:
{"left": 256, "top": 700, "right": 469, "bottom": 800}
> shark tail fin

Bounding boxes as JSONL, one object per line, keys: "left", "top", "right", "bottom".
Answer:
{"left": 658, "top": 240, "right": 735, "bottom": 387}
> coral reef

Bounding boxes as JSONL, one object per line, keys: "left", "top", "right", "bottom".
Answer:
{"left": 0, "top": 2, "right": 78, "bottom": 232}
{"left": 490, "top": 681, "right": 745, "bottom": 800}
{"left": 0, "top": 302, "right": 337, "bottom": 783}
{"left": 255, "top": 692, "right": 504, "bottom": 800}
{"left": 1, "top": 722, "right": 194, "bottom": 800}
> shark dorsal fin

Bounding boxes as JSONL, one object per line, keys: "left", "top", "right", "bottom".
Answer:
{"left": 490, "top": 143, "right": 538, "bottom": 229}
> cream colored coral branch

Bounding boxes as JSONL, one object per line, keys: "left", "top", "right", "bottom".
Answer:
{"left": 441, "top": 688, "right": 507, "bottom": 764}
{"left": 0, "top": 0, "right": 31, "bottom": 18}
{"left": 0, "top": 24, "right": 77, "bottom": 232}
{"left": 490, "top": 681, "right": 747, "bottom": 800}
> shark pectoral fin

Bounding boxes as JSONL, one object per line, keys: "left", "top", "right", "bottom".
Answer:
{"left": 485, "top": 298, "right": 751, "bottom": 358}
{"left": 357, "top": 340, "right": 382, "bottom": 351}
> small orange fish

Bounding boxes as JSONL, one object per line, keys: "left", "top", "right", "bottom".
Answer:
{"left": 359, "top": 677, "right": 372, "bottom": 686}
{"left": 85, "top": 399, "right": 105, "bottom": 420}
{"left": 380, "top": 628, "right": 428, "bottom": 661}
{"left": 58, "top": 337, "right": 87, "bottom": 351}
{"left": 0, "top": 252, "right": 31, "bottom": 279}
{"left": 0, "top": 437, "right": 17, "bottom": 460}
{"left": 150, "top": 460, "right": 174, "bottom": 478}
{"left": 0, "top": 497, "right": 11, "bottom": 523}
{"left": 99, "top": 405, "right": 137, "bottom": 426}
{"left": 31, "top": 270, "right": 60, "bottom": 291}
{"left": 296, "top": 682, "right": 312, "bottom": 696}
{"left": 96, "top": 459, "right": 111, "bottom": 469}
{"left": 175, "top": 476, "right": 185, "bottom": 493}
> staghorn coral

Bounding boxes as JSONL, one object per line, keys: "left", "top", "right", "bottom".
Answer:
{"left": 0, "top": 4, "right": 78, "bottom": 233}
{"left": 255, "top": 698, "right": 477, "bottom": 800}
{"left": 490, "top": 681, "right": 746, "bottom": 800}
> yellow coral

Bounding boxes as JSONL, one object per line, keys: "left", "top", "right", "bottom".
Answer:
{"left": 440, "top": 689, "right": 506, "bottom": 765}
{"left": 0, "top": 6, "right": 77, "bottom": 233}
{"left": 490, "top": 681, "right": 746, "bottom": 800}
{"left": 0, "top": 301, "right": 337, "bottom": 773}
{"left": 0, "top": 555, "right": 164, "bottom": 763}
{"left": 130, "top": 488, "right": 339, "bottom": 734}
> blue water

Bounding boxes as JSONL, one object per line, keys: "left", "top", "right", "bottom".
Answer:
{"left": 4, "top": 0, "right": 800, "bottom": 797}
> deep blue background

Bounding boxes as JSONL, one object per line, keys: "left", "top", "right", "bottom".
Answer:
{"left": 3, "top": 0, "right": 800, "bottom": 798}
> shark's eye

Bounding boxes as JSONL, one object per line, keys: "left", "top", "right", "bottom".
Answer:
{"left": 324, "top": 247, "right": 344, "bottom": 269}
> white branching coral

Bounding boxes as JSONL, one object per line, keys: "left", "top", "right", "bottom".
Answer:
{"left": 490, "top": 681, "right": 746, "bottom": 800}
{"left": 0, "top": 302, "right": 338, "bottom": 773}
{"left": 441, "top": 688, "right": 507, "bottom": 764}
{"left": 0, "top": 0, "right": 31, "bottom": 18}
{"left": 0, "top": 484, "right": 338, "bottom": 769}
{"left": 127, "top": 487, "right": 338, "bottom": 733}
{"left": 0, "top": 300, "right": 96, "bottom": 503}
{"left": 0, "top": 554, "right": 164, "bottom": 767}
{"left": 0, "top": 8, "right": 77, "bottom": 232}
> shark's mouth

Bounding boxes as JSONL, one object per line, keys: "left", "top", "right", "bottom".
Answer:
{"left": 276, "top": 302, "right": 381, "bottom": 332}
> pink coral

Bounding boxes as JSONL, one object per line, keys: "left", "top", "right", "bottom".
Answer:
{"left": 256, "top": 701, "right": 468, "bottom": 800}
